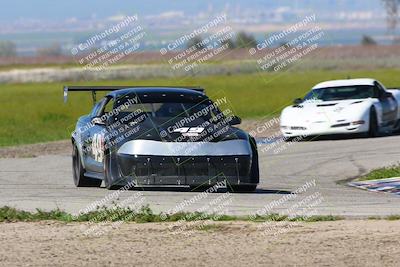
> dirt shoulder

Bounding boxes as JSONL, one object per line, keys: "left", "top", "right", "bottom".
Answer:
{"left": 0, "top": 118, "right": 279, "bottom": 158}
{"left": 0, "top": 220, "right": 399, "bottom": 266}
{"left": 0, "top": 140, "right": 71, "bottom": 158}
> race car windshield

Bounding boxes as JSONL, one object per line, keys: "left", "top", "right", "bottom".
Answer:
{"left": 303, "top": 85, "right": 377, "bottom": 101}
{"left": 115, "top": 101, "right": 222, "bottom": 121}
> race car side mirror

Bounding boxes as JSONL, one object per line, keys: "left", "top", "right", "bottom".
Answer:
{"left": 293, "top": 98, "right": 303, "bottom": 105}
{"left": 229, "top": 115, "right": 242, "bottom": 125}
{"left": 91, "top": 117, "right": 105, "bottom": 126}
{"left": 378, "top": 91, "right": 392, "bottom": 100}
{"left": 384, "top": 92, "right": 393, "bottom": 99}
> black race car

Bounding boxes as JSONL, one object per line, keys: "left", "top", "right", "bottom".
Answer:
{"left": 64, "top": 86, "right": 259, "bottom": 192}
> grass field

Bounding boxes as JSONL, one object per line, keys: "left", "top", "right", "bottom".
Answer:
{"left": 1, "top": 68, "right": 400, "bottom": 147}
{"left": 0, "top": 205, "right": 342, "bottom": 223}
{"left": 357, "top": 165, "right": 400, "bottom": 181}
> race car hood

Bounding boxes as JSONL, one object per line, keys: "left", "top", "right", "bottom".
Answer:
{"left": 280, "top": 99, "right": 370, "bottom": 126}
{"left": 111, "top": 116, "right": 252, "bottom": 157}
{"left": 110, "top": 115, "right": 248, "bottom": 143}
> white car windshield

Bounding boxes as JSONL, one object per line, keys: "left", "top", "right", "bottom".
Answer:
{"left": 303, "top": 85, "right": 377, "bottom": 101}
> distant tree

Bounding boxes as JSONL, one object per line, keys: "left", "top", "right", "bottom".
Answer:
{"left": 235, "top": 31, "right": 258, "bottom": 48}
{"left": 381, "top": 0, "right": 400, "bottom": 33}
{"left": 220, "top": 37, "right": 236, "bottom": 49}
{"left": 279, "top": 41, "right": 290, "bottom": 48}
{"left": 186, "top": 36, "right": 206, "bottom": 51}
{"left": 394, "top": 36, "right": 400, "bottom": 43}
{"left": 0, "top": 41, "right": 17, "bottom": 57}
{"left": 361, "top": 35, "right": 377, "bottom": 45}
{"left": 37, "top": 43, "right": 63, "bottom": 56}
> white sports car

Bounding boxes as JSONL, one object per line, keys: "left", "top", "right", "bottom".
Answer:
{"left": 280, "top": 78, "right": 400, "bottom": 138}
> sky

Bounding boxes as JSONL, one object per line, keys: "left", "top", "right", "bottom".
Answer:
{"left": 0, "top": 0, "right": 392, "bottom": 54}
{"left": 0, "top": 0, "right": 384, "bottom": 21}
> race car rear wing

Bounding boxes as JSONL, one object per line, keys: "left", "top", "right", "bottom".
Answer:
{"left": 63, "top": 86, "right": 205, "bottom": 105}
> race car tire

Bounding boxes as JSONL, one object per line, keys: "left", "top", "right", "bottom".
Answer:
{"left": 225, "top": 136, "right": 259, "bottom": 193}
{"left": 284, "top": 137, "right": 294, "bottom": 142}
{"left": 368, "top": 108, "right": 379, "bottom": 137}
{"left": 104, "top": 150, "right": 122, "bottom": 190}
{"left": 249, "top": 136, "right": 260, "bottom": 182}
{"left": 228, "top": 184, "right": 257, "bottom": 193}
{"left": 189, "top": 185, "right": 214, "bottom": 192}
{"left": 72, "top": 145, "right": 102, "bottom": 187}
{"left": 393, "top": 119, "right": 400, "bottom": 133}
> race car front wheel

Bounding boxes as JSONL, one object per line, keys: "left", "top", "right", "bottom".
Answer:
{"left": 227, "top": 137, "right": 259, "bottom": 193}
{"left": 368, "top": 108, "right": 379, "bottom": 137}
{"left": 103, "top": 151, "right": 121, "bottom": 190}
{"left": 72, "top": 145, "right": 102, "bottom": 187}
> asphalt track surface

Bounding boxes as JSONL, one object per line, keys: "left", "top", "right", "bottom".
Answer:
{"left": 1, "top": 135, "right": 399, "bottom": 217}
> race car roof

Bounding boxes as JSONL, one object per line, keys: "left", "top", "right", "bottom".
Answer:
{"left": 108, "top": 87, "right": 208, "bottom": 103}
{"left": 107, "top": 87, "right": 205, "bottom": 98}
{"left": 63, "top": 86, "right": 205, "bottom": 104}
{"left": 312, "top": 78, "right": 376, "bottom": 89}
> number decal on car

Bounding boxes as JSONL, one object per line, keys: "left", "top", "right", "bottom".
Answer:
{"left": 92, "top": 133, "right": 104, "bottom": 162}
{"left": 173, "top": 127, "right": 204, "bottom": 136}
